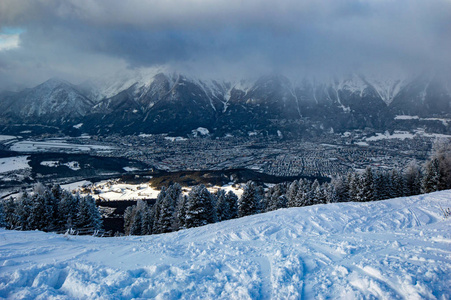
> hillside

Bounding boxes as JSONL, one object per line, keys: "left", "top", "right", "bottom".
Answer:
{"left": 1, "top": 190, "right": 450, "bottom": 299}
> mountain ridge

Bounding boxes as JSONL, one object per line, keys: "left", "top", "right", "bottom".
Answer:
{"left": 0, "top": 72, "right": 450, "bottom": 137}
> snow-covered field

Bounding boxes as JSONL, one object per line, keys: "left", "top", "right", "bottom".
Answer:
{"left": 10, "top": 140, "right": 115, "bottom": 153}
{"left": 75, "top": 180, "right": 244, "bottom": 201}
{"left": 40, "top": 161, "right": 81, "bottom": 171}
{"left": 361, "top": 129, "right": 451, "bottom": 143}
{"left": 395, "top": 115, "right": 451, "bottom": 126}
{"left": 0, "top": 135, "right": 17, "bottom": 142}
{"left": 0, "top": 156, "right": 30, "bottom": 173}
{"left": 1, "top": 191, "right": 451, "bottom": 299}
{"left": 365, "top": 131, "right": 415, "bottom": 142}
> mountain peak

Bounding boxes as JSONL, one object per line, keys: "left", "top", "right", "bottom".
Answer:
{"left": 37, "top": 77, "right": 73, "bottom": 90}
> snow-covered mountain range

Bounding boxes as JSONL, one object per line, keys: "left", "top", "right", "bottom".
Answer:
{"left": 0, "top": 70, "right": 450, "bottom": 137}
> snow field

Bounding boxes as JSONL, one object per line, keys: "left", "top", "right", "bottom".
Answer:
{"left": 0, "top": 156, "right": 30, "bottom": 173}
{"left": 10, "top": 140, "right": 115, "bottom": 153}
{"left": 1, "top": 190, "right": 451, "bottom": 299}
{"left": 363, "top": 129, "right": 451, "bottom": 143}
{"left": 76, "top": 180, "right": 244, "bottom": 201}
{"left": 0, "top": 135, "right": 17, "bottom": 142}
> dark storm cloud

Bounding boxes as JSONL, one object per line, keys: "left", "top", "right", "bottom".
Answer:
{"left": 0, "top": 0, "right": 450, "bottom": 90}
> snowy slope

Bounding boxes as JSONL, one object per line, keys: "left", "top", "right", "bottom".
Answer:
{"left": 362, "top": 73, "right": 409, "bottom": 105}
{"left": 18, "top": 79, "right": 94, "bottom": 118}
{"left": 88, "top": 67, "right": 170, "bottom": 101}
{"left": 1, "top": 191, "right": 451, "bottom": 299}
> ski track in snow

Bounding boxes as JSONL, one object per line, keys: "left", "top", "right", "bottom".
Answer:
{"left": 1, "top": 191, "right": 451, "bottom": 299}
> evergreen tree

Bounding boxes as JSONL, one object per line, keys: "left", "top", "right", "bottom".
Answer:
{"left": 155, "top": 193, "right": 177, "bottom": 233}
{"left": 215, "top": 189, "right": 231, "bottom": 222}
{"left": 124, "top": 200, "right": 152, "bottom": 235}
{"left": 255, "top": 185, "right": 265, "bottom": 213}
{"left": 123, "top": 206, "right": 134, "bottom": 234}
{"left": 373, "top": 170, "right": 384, "bottom": 200}
{"left": 296, "top": 179, "right": 311, "bottom": 207}
{"left": 430, "top": 139, "right": 451, "bottom": 190}
{"left": 51, "top": 184, "right": 64, "bottom": 200}
{"left": 348, "top": 173, "right": 359, "bottom": 202}
{"left": 266, "top": 184, "right": 287, "bottom": 212}
{"left": 58, "top": 190, "right": 79, "bottom": 230}
{"left": 153, "top": 184, "right": 183, "bottom": 233}
{"left": 310, "top": 180, "right": 321, "bottom": 205}
{"left": 324, "top": 183, "right": 338, "bottom": 203}
{"left": 28, "top": 183, "right": 56, "bottom": 231}
{"left": 2, "top": 198, "right": 16, "bottom": 229}
{"left": 185, "top": 185, "right": 216, "bottom": 228}
{"left": 315, "top": 183, "right": 329, "bottom": 204}
{"left": 360, "top": 167, "right": 375, "bottom": 202}
{"left": 404, "top": 160, "right": 422, "bottom": 196}
{"left": 48, "top": 184, "right": 63, "bottom": 224}
{"left": 173, "top": 195, "right": 187, "bottom": 230}
{"left": 286, "top": 180, "right": 300, "bottom": 207}
{"left": 331, "top": 176, "right": 349, "bottom": 203}
{"left": 129, "top": 207, "right": 143, "bottom": 235}
{"left": 167, "top": 183, "right": 182, "bottom": 202}
{"left": 379, "top": 171, "right": 392, "bottom": 200}
{"left": 29, "top": 192, "right": 54, "bottom": 231}
{"left": 140, "top": 201, "right": 152, "bottom": 235}
{"left": 0, "top": 201, "right": 6, "bottom": 228}
{"left": 238, "top": 181, "right": 259, "bottom": 217}
{"left": 260, "top": 189, "right": 269, "bottom": 213}
{"left": 151, "top": 187, "right": 166, "bottom": 232}
{"left": 15, "top": 192, "right": 33, "bottom": 230}
{"left": 422, "top": 157, "right": 441, "bottom": 193}
{"left": 390, "top": 169, "right": 405, "bottom": 198}
{"left": 225, "top": 191, "right": 238, "bottom": 219}
{"left": 77, "top": 195, "right": 102, "bottom": 230}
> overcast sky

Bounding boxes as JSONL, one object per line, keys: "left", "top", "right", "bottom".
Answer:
{"left": 0, "top": 0, "right": 450, "bottom": 90}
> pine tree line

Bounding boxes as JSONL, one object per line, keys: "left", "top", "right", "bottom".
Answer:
{"left": 124, "top": 183, "right": 239, "bottom": 235}
{"left": 0, "top": 183, "right": 102, "bottom": 232}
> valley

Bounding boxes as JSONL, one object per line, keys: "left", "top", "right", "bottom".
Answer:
{"left": 0, "top": 127, "right": 443, "bottom": 197}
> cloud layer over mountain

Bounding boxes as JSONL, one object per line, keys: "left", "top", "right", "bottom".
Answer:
{"left": 0, "top": 0, "right": 450, "bottom": 90}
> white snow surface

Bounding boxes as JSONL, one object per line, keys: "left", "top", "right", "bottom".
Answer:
{"left": 395, "top": 115, "right": 451, "bottom": 126}
{"left": 62, "top": 161, "right": 81, "bottom": 171}
{"left": 366, "top": 131, "right": 415, "bottom": 141}
{"left": 192, "top": 127, "right": 210, "bottom": 137}
{"left": 395, "top": 115, "right": 420, "bottom": 120}
{"left": 1, "top": 191, "right": 451, "bottom": 299}
{"left": 0, "top": 156, "right": 30, "bottom": 173}
{"left": 164, "top": 136, "right": 187, "bottom": 142}
{"left": 61, "top": 181, "right": 92, "bottom": 191}
{"left": 40, "top": 161, "right": 59, "bottom": 167}
{"left": 365, "top": 130, "right": 451, "bottom": 142}
{"left": 0, "top": 135, "right": 17, "bottom": 142}
{"left": 76, "top": 180, "right": 243, "bottom": 201}
{"left": 10, "top": 140, "right": 115, "bottom": 153}
{"left": 363, "top": 73, "right": 408, "bottom": 105}
{"left": 90, "top": 67, "right": 169, "bottom": 101}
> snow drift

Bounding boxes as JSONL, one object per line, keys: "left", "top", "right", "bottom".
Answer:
{"left": 1, "top": 191, "right": 451, "bottom": 299}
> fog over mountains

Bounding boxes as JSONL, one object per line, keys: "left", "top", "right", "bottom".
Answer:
{"left": 0, "top": 70, "right": 450, "bottom": 137}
